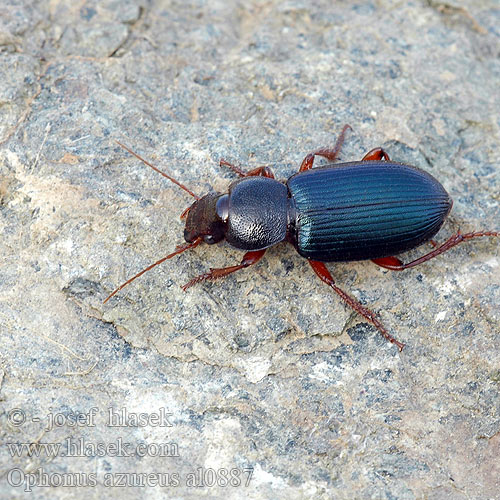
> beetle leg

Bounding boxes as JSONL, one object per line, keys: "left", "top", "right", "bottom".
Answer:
{"left": 361, "top": 147, "right": 390, "bottom": 161}
{"left": 371, "top": 256, "right": 404, "bottom": 269}
{"left": 182, "top": 249, "right": 267, "bottom": 291}
{"left": 242, "top": 166, "right": 275, "bottom": 178}
{"left": 372, "top": 230, "right": 499, "bottom": 271}
{"left": 308, "top": 260, "right": 405, "bottom": 350}
{"left": 299, "top": 124, "right": 352, "bottom": 171}
{"left": 219, "top": 160, "right": 275, "bottom": 179}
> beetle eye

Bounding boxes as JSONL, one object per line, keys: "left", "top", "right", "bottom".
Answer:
{"left": 204, "top": 235, "right": 215, "bottom": 244}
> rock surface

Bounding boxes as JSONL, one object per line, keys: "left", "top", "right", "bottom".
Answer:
{"left": 1, "top": 0, "right": 499, "bottom": 498}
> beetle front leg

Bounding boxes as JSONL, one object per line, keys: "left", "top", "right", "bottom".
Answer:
{"left": 219, "top": 160, "right": 275, "bottom": 179}
{"left": 182, "top": 249, "right": 267, "bottom": 290}
{"left": 308, "top": 260, "right": 405, "bottom": 351}
{"left": 299, "top": 124, "right": 352, "bottom": 171}
{"left": 372, "top": 231, "right": 499, "bottom": 271}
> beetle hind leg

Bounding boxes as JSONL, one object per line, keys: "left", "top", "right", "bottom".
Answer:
{"left": 182, "top": 249, "right": 266, "bottom": 291}
{"left": 372, "top": 230, "right": 499, "bottom": 271}
{"left": 308, "top": 260, "right": 405, "bottom": 351}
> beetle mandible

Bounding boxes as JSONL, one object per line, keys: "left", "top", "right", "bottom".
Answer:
{"left": 104, "top": 125, "right": 499, "bottom": 350}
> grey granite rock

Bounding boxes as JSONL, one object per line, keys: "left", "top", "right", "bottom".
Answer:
{"left": 1, "top": 0, "right": 499, "bottom": 498}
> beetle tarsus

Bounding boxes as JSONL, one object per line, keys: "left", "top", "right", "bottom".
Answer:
{"left": 308, "top": 260, "right": 405, "bottom": 350}
{"left": 182, "top": 249, "right": 267, "bottom": 291}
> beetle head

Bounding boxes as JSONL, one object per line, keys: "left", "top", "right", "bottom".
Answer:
{"left": 184, "top": 193, "right": 228, "bottom": 245}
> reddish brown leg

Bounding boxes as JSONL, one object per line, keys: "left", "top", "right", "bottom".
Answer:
{"left": 372, "top": 231, "right": 499, "bottom": 271}
{"left": 299, "top": 124, "right": 352, "bottom": 172}
{"left": 309, "top": 260, "right": 405, "bottom": 350}
{"left": 361, "top": 147, "right": 390, "bottom": 161}
{"left": 182, "top": 249, "right": 266, "bottom": 291}
{"left": 219, "top": 160, "right": 275, "bottom": 179}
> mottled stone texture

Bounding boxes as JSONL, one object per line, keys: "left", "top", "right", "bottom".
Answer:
{"left": 1, "top": 0, "right": 499, "bottom": 498}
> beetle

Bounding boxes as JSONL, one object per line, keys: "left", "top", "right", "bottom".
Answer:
{"left": 104, "top": 125, "right": 498, "bottom": 350}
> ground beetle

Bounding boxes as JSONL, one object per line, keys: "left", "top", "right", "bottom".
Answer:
{"left": 104, "top": 126, "right": 498, "bottom": 350}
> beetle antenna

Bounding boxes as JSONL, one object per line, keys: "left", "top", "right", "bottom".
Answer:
{"left": 115, "top": 140, "right": 200, "bottom": 200}
{"left": 103, "top": 237, "right": 202, "bottom": 304}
